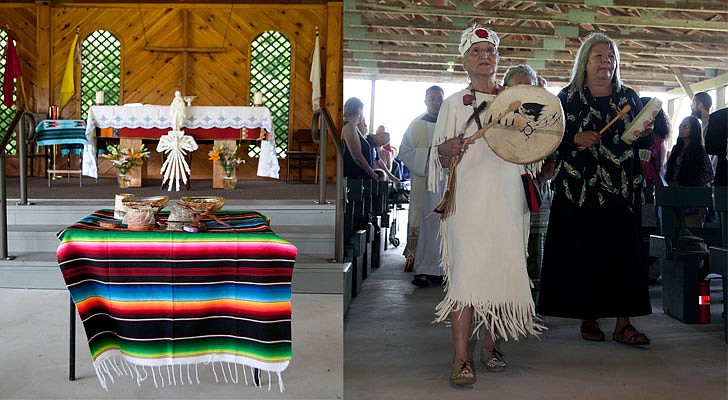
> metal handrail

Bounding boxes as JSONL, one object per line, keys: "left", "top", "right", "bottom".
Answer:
{"left": 312, "top": 107, "right": 344, "bottom": 262}
{"left": 17, "top": 110, "right": 38, "bottom": 205}
{"left": 0, "top": 107, "right": 30, "bottom": 259}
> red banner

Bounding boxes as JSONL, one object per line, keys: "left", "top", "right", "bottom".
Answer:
{"left": 2, "top": 30, "right": 22, "bottom": 108}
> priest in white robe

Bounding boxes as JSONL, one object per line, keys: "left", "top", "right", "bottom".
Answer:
{"left": 398, "top": 86, "right": 445, "bottom": 287}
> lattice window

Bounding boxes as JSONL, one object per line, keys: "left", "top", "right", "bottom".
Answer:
{"left": 80, "top": 31, "right": 121, "bottom": 120}
{"left": 0, "top": 30, "right": 17, "bottom": 154}
{"left": 250, "top": 31, "right": 292, "bottom": 157}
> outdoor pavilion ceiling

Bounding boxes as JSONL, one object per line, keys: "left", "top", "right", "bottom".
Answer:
{"left": 343, "top": 0, "right": 728, "bottom": 94}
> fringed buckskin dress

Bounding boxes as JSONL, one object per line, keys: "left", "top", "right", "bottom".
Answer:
{"left": 428, "top": 89, "right": 543, "bottom": 340}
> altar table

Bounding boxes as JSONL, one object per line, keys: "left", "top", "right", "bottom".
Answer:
{"left": 57, "top": 209, "right": 296, "bottom": 391}
{"left": 83, "top": 105, "right": 280, "bottom": 184}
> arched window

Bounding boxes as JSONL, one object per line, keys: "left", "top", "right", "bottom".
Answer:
{"left": 0, "top": 30, "right": 17, "bottom": 154}
{"left": 80, "top": 30, "right": 120, "bottom": 120}
{"left": 250, "top": 31, "right": 292, "bottom": 157}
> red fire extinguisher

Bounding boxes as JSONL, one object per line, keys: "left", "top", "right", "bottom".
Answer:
{"left": 698, "top": 280, "right": 710, "bottom": 324}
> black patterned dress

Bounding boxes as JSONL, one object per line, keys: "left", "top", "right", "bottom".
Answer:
{"left": 538, "top": 84, "right": 654, "bottom": 319}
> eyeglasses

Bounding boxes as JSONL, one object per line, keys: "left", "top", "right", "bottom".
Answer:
{"left": 468, "top": 47, "right": 498, "bottom": 58}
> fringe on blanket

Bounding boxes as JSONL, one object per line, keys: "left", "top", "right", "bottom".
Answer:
{"left": 434, "top": 218, "right": 545, "bottom": 341}
{"left": 92, "top": 355, "right": 287, "bottom": 393}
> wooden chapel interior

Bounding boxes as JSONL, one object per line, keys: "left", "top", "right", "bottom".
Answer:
{"left": 0, "top": 0, "right": 343, "bottom": 184}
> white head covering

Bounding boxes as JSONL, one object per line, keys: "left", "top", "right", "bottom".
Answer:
{"left": 459, "top": 26, "right": 500, "bottom": 56}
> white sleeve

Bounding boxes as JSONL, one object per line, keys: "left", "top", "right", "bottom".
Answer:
{"left": 428, "top": 96, "right": 459, "bottom": 193}
{"left": 411, "top": 148, "right": 429, "bottom": 177}
{"left": 398, "top": 123, "right": 416, "bottom": 170}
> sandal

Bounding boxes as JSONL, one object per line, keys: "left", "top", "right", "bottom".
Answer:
{"left": 612, "top": 323, "right": 650, "bottom": 346}
{"left": 580, "top": 320, "right": 605, "bottom": 342}
{"left": 450, "top": 360, "right": 476, "bottom": 385}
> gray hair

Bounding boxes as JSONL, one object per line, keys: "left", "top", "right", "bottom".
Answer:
{"left": 568, "top": 32, "right": 622, "bottom": 93}
{"left": 503, "top": 64, "right": 538, "bottom": 86}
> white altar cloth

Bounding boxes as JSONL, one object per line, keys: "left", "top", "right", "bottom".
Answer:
{"left": 82, "top": 105, "right": 280, "bottom": 179}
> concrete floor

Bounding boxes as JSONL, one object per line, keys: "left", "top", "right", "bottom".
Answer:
{"left": 344, "top": 238, "right": 727, "bottom": 400}
{"left": 0, "top": 289, "right": 342, "bottom": 400}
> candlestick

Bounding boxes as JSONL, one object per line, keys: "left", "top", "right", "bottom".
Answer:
{"left": 95, "top": 90, "right": 104, "bottom": 105}
{"left": 254, "top": 92, "right": 263, "bottom": 106}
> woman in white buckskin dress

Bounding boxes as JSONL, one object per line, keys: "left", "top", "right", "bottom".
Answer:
{"left": 428, "top": 24, "right": 543, "bottom": 386}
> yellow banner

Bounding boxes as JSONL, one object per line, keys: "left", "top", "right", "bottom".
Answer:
{"left": 59, "top": 32, "right": 79, "bottom": 109}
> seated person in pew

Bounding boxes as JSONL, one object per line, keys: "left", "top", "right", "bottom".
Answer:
{"left": 361, "top": 120, "right": 399, "bottom": 183}
{"left": 376, "top": 124, "right": 395, "bottom": 173}
{"left": 365, "top": 129, "right": 399, "bottom": 183}
{"left": 342, "top": 97, "right": 384, "bottom": 181}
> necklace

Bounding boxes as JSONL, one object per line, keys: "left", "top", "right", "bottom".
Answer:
{"left": 468, "top": 85, "right": 500, "bottom": 130}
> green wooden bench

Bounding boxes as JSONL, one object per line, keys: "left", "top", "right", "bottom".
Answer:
{"left": 651, "top": 186, "right": 720, "bottom": 324}
{"left": 654, "top": 186, "right": 721, "bottom": 246}
{"left": 709, "top": 186, "right": 727, "bottom": 343}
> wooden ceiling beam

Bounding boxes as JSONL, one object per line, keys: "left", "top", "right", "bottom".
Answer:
{"left": 353, "top": 15, "right": 728, "bottom": 45}
{"left": 665, "top": 72, "right": 728, "bottom": 96}
{"left": 344, "top": 41, "right": 728, "bottom": 60}
{"left": 344, "top": 61, "right": 706, "bottom": 82}
{"left": 345, "top": 27, "right": 728, "bottom": 46}
{"left": 671, "top": 67, "right": 695, "bottom": 98}
{"left": 472, "top": 0, "right": 728, "bottom": 13}
{"left": 344, "top": 1, "right": 727, "bottom": 93}
{"left": 353, "top": 3, "right": 727, "bottom": 31}
{"left": 343, "top": 68, "right": 682, "bottom": 90}
{"left": 343, "top": 71, "right": 686, "bottom": 91}
{"left": 344, "top": 49, "right": 728, "bottom": 70}
{"left": 346, "top": 46, "right": 728, "bottom": 68}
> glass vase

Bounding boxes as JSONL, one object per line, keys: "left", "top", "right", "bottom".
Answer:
{"left": 222, "top": 171, "right": 237, "bottom": 190}
{"left": 117, "top": 173, "right": 131, "bottom": 189}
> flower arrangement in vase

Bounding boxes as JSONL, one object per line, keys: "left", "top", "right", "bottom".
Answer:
{"left": 208, "top": 144, "right": 245, "bottom": 189}
{"left": 101, "top": 144, "right": 150, "bottom": 188}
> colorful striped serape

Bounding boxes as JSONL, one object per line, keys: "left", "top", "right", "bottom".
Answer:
{"left": 35, "top": 119, "right": 88, "bottom": 146}
{"left": 57, "top": 209, "right": 297, "bottom": 391}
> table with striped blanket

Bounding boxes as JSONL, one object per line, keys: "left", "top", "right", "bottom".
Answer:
{"left": 57, "top": 209, "right": 297, "bottom": 391}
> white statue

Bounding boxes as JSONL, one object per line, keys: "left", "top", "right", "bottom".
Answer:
{"left": 170, "top": 90, "right": 186, "bottom": 131}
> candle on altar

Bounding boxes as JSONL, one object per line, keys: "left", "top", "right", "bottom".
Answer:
{"left": 254, "top": 92, "right": 263, "bottom": 106}
{"left": 95, "top": 90, "right": 104, "bottom": 105}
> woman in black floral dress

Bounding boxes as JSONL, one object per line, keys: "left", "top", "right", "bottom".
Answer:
{"left": 538, "top": 32, "right": 654, "bottom": 345}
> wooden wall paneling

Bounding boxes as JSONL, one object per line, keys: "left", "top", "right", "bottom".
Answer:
{"left": 188, "top": 8, "right": 245, "bottom": 107}
{"left": 0, "top": 5, "right": 40, "bottom": 176}
{"left": 0, "top": 2, "right": 343, "bottom": 181}
{"left": 223, "top": 6, "right": 330, "bottom": 179}
{"left": 35, "top": 3, "right": 49, "bottom": 114}
{"left": 0, "top": 6, "right": 39, "bottom": 112}
{"left": 8, "top": 7, "right": 37, "bottom": 111}
{"left": 128, "top": 8, "right": 185, "bottom": 104}
{"left": 51, "top": 9, "right": 95, "bottom": 119}
{"left": 325, "top": 1, "right": 343, "bottom": 181}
